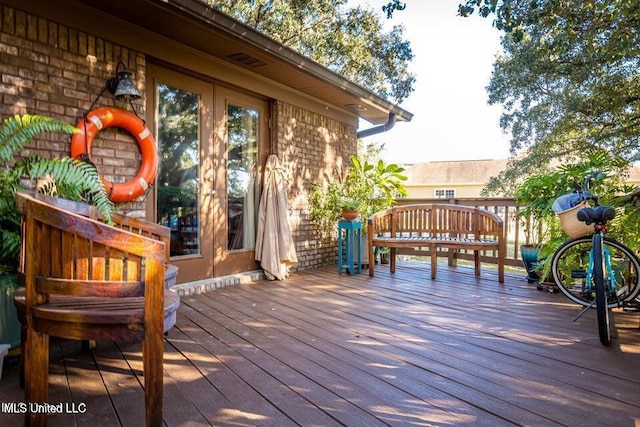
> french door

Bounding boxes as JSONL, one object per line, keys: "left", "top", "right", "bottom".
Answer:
{"left": 147, "top": 64, "right": 269, "bottom": 282}
{"left": 214, "top": 87, "right": 270, "bottom": 276}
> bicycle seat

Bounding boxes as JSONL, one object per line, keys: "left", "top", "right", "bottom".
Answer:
{"left": 577, "top": 205, "right": 616, "bottom": 224}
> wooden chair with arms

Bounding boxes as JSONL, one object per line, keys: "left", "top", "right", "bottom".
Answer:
{"left": 14, "top": 191, "right": 173, "bottom": 427}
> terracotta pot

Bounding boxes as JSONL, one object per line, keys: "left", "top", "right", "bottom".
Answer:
{"left": 341, "top": 210, "right": 358, "bottom": 221}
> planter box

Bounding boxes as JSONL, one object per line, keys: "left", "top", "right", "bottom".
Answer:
{"left": 0, "top": 289, "right": 21, "bottom": 350}
{"left": 0, "top": 343, "right": 9, "bottom": 379}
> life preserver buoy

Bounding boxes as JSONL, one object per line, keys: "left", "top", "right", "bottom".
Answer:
{"left": 70, "top": 107, "right": 158, "bottom": 203}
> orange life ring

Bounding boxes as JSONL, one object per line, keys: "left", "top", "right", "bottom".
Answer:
{"left": 70, "top": 107, "right": 158, "bottom": 203}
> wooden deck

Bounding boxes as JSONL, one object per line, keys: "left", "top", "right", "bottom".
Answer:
{"left": 1, "top": 263, "right": 639, "bottom": 426}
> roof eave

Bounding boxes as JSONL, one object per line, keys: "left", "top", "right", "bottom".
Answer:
{"left": 166, "top": 0, "right": 413, "bottom": 124}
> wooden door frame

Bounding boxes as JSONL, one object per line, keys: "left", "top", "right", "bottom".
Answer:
{"left": 213, "top": 86, "right": 270, "bottom": 276}
{"left": 146, "top": 64, "right": 215, "bottom": 282}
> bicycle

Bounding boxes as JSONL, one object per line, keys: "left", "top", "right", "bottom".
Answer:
{"left": 550, "top": 172, "right": 640, "bottom": 345}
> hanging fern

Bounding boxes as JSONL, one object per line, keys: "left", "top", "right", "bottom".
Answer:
{"left": 0, "top": 113, "right": 115, "bottom": 292}
{"left": 0, "top": 114, "right": 78, "bottom": 162}
{"left": 13, "top": 156, "right": 114, "bottom": 221}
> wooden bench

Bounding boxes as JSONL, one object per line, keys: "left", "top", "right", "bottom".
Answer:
{"left": 13, "top": 191, "right": 179, "bottom": 426}
{"left": 368, "top": 204, "right": 505, "bottom": 282}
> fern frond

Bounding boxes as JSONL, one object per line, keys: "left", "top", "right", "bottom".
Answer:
{"left": 0, "top": 114, "right": 78, "bottom": 162}
{"left": 0, "top": 228, "right": 20, "bottom": 266}
{"left": 13, "top": 156, "right": 115, "bottom": 221}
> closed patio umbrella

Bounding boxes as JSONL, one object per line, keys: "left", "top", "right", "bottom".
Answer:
{"left": 255, "top": 154, "right": 297, "bottom": 280}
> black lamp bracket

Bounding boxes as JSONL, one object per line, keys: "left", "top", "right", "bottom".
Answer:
{"left": 85, "top": 61, "right": 142, "bottom": 119}
{"left": 105, "top": 61, "right": 127, "bottom": 97}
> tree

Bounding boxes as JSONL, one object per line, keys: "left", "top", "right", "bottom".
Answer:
{"left": 460, "top": 1, "right": 640, "bottom": 193}
{"left": 382, "top": 0, "right": 406, "bottom": 19}
{"left": 208, "top": 0, "right": 415, "bottom": 103}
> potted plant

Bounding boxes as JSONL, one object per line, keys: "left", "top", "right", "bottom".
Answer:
{"left": 513, "top": 151, "right": 636, "bottom": 289}
{"left": 310, "top": 156, "right": 407, "bottom": 230}
{"left": 0, "top": 114, "right": 113, "bottom": 349}
{"left": 344, "top": 156, "right": 408, "bottom": 227}
{"left": 514, "top": 175, "right": 549, "bottom": 283}
{"left": 310, "top": 155, "right": 407, "bottom": 265}
{"left": 339, "top": 196, "right": 360, "bottom": 220}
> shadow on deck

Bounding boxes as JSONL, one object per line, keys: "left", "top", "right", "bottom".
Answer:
{"left": 1, "top": 263, "right": 639, "bottom": 426}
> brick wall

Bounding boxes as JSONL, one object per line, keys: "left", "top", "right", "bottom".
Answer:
{"left": 0, "top": 3, "right": 359, "bottom": 272}
{"left": 275, "top": 101, "right": 357, "bottom": 271}
{"left": 0, "top": 3, "right": 147, "bottom": 215}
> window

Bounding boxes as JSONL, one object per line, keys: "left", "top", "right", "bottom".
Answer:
{"left": 435, "top": 189, "right": 455, "bottom": 198}
{"left": 226, "top": 104, "right": 259, "bottom": 251}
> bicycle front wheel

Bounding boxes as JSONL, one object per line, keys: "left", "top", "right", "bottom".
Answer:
{"left": 551, "top": 236, "right": 640, "bottom": 308}
{"left": 592, "top": 234, "right": 611, "bottom": 345}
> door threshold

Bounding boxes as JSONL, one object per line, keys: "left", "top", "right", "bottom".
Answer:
{"left": 171, "top": 270, "right": 264, "bottom": 296}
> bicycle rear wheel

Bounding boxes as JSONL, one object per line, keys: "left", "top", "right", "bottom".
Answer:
{"left": 592, "top": 234, "right": 611, "bottom": 345}
{"left": 551, "top": 236, "right": 640, "bottom": 308}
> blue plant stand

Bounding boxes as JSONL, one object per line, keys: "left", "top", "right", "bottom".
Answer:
{"left": 338, "top": 220, "right": 362, "bottom": 275}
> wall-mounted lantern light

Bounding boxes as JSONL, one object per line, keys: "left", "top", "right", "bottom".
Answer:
{"left": 86, "top": 60, "right": 142, "bottom": 117}
{"left": 106, "top": 61, "right": 141, "bottom": 102}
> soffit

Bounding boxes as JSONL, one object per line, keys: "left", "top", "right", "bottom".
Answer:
{"left": 76, "top": 0, "right": 413, "bottom": 125}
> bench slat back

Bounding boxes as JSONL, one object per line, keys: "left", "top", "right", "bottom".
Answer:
{"left": 369, "top": 204, "right": 503, "bottom": 240}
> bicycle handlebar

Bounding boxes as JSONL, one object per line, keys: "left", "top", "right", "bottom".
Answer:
{"left": 581, "top": 171, "right": 603, "bottom": 205}
{"left": 584, "top": 171, "right": 603, "bottom": 193}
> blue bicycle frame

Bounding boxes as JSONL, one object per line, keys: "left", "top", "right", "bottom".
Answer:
{"left": 586, "top": 239, "right": 615, "bottom": 296}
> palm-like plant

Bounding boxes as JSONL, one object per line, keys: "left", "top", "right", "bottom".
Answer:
{"left": 0, "top": 114, "right": 114, "bottom": 294}
{"left": 345, "top": 156, "right": 408, "bottom": 224}
{"left": 309, "top": 155, "right": 408, "bottom": 234}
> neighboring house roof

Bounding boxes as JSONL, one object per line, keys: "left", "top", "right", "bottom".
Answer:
{"left": 405, "top": 158, "right": 640, "bottom": 187}
{"left": 404, "top": 159, "right": 509, "bottom": 186}
{"left": 40, "top": 0, "right": 412, "bottom": 126}
{"left": 627, "top": 165, "right": 640, "bottom": 182}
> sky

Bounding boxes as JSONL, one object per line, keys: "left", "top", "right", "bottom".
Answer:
{"left": 354, "top": 0, "right": 512, "bottom": 164}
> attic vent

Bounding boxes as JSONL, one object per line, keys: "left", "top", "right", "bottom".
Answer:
{"left": 344, "top": 103, "right": 367, "bottom": 112}
{"left": 228, "top": 52, "right": 266, "bottom": 68}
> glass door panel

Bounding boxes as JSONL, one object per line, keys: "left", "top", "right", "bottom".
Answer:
{"left": 156, "top": 84, "right": 201, "bottom": 257}
{"left": 147, "top": 64, "right": 214, "bottom": 283}
{"left": 227, "top": 105, "right": 259, "bottom": 251}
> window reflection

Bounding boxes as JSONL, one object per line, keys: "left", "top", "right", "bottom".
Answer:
{"left": 227, "top": 105, "right": 259, "bottom": 250}
{"left": 156, "top": 84, "right": 200, "bottom": 256}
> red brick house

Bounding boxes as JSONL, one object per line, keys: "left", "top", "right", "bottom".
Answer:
{"left": 0, "top": 0, "right": 412, "bottom": 284}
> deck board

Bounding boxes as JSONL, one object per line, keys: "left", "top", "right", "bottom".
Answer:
{"left": 1, "top": 263, "right": 639, "bottom": 426}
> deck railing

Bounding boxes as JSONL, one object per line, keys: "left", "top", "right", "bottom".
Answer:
{"left": 394, "top": 198, "right": 542, "bottom": 269}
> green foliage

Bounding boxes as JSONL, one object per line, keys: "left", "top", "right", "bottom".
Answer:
{"left": 458, "top": 0, "right": 540, "bottom": 39}
{"left": 382, "top": 0, "right": 406, "bottom": 19}
{"left": 346, "top": 155, "right": 408, "bottom": 223}
{"left": 0, "top": 114, "right": 78, "bottom": 162}
{"left": 0, "top": 114, "right": 114, "bottom": 293}
{"left": 515, "top": 151, "right": 630, "bottom": 223}
{"left": 309, "top": 182, "right": 344, "bottom": 232}
{"left": 339, "top": 196, "right": 360, "bottom": 212}
{"left": 513, "top": 151, "right": 640, "bottom": 278}
{"left": 309, "top": 155, "right": 407, "bottom": 233}
{"left": 462, "top": 1, "right": 640, "bottom": 193}
{"left": 210, "top": 0, "right": 415, "bottom": 103}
